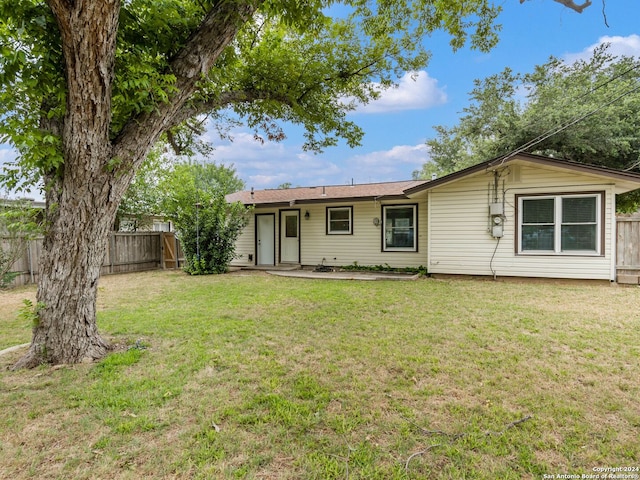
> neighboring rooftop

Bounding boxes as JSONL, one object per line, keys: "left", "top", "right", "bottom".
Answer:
{"left": 0, "top": 198, "right": 46, "bottom": 209}
{"left": 226, "top": 180, "right": 429, "bottom": 206}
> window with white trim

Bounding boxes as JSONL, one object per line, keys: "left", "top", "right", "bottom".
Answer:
{"left": 383, "top": 205, "right": 417, "bottom": 251}
{"left": 518, "top": 193, "right": 602, "bottom": 254}
{"left": 327, "top": 206, "right": 353, "bottom": 234}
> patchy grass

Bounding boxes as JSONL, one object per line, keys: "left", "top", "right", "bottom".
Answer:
{"left": 1, "top": 270, "right": 640, "bottom": 479}
{"left": 0, "top": 285, "right": 36, "bottom": 351}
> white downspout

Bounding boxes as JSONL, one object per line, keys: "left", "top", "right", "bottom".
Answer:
{"left": 427, "top": 190, "right": 432, "bottom": 272}
{"left": 611, "top": 189, "right": 617, "bottom": 282}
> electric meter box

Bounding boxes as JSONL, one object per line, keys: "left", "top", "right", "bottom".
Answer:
{"left": 489, "top": 203, "right": 504, "bottom": 216}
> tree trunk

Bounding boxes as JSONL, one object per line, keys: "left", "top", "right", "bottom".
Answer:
{"left": 12, "top": 0, "right": 260, "bottom": 369}
{"left": 12, "top": 171, "right": 122, "bottom": 369}
{"left": 11, "top": 0, "right": 122, "bottom": 370}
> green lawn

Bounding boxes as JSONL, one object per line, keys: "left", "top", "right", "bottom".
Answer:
{"left": 1, "top": 271, "right": 639, "bottom": 479}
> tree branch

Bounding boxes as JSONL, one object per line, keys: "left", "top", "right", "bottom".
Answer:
{"left": 167, "top": 89, "right": 296, "bottom": 132}
{"left": 520, "top": 0, "right": 593, "bottom": 13}
{"left": 553, "top": 0, "right": 592, "bottom": 12}
{"left": 112, "top": 0, "right": 262, "bottom": 173}
{"left": 403, "top": 415, "right": 534, "bottom": 473}
{"left": 165, "top": 130, "right": 181, "bottom": 155}
{"left": 46, "top": 0, "right": 119, "bottom": 163}
{"left": 602, "top": 0, "right": 609, "bottom": 27}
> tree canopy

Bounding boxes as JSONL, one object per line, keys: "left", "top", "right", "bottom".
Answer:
{"left": 0, "top": 0, "right": 502, "bottom": 192}
{"left": 414, "top": 45, "right": 640, "bottom": 210}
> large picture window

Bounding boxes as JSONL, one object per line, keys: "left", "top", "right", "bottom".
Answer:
{"left": 383, "top": 205, "right": 417, "bottom": 251}
{"left": 327, "top": 206, "right": 353, "bottom": 235}
{"left": 518, "top": 193, "right": 602, "bottom": 255}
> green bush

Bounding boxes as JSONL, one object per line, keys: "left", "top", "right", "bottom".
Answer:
{"left": 179, "top": 200, "right": 248, "bottom": 275}
{"left": 161, "top": 162, "right": 249, "bottom": 275}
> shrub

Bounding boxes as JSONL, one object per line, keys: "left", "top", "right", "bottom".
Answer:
{"left": 161, "top": 162, "right": 249, "bottom": 275}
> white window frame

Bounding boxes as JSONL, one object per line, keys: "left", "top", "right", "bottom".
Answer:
{"left": 327, "top": 206, "right": 353, "bottom": 235}
{"left": 382, "top": 204, "right": 417, "bottom": 252}
{"left": 517, "top": 193, "right": 602, "bottom": 255}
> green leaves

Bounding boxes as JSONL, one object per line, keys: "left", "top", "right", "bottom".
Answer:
{"left": 17, "top": 299, "right": 46, "bottom": 326}
{"left": 160, "top": 162, "right": 249, "bottom": 274}
{"left": 1, "top": 0, "right": 502, "bottom": 193}
{"left": 416, "top": 45, "right": 640, "bottom": 211}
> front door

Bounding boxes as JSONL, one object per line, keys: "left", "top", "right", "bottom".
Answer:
{"left": 256, "top": 214, "right": 275, "bottom": 265}
{"left": 280, "top": 210, "right": 300, "bottom": 264}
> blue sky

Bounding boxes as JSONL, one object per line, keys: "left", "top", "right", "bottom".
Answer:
{"left": 2, "top": 1, "right": 640, "bottom": 196}
{"left": 207, "top": 0, "right": 640, "bottom": 190}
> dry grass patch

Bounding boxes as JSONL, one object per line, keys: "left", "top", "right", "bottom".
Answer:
{"left": 0, "top": 285, "right": 36, "bottom": 351}
{"left": 1, "top": 271, "right": 640, "bottom": 479}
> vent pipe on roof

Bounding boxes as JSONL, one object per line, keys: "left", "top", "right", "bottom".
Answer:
{"left": 322, "top": 186, "right": 326, "bottom": 197}
{"left": 250, "top": 187, "right": 254, "bottom": 200}
{"left": 431, "top": 173, "right": 437, "bottom": 180}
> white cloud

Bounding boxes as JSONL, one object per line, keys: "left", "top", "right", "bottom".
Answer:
{"left": 563, "top": 34, "right": 640, "bottom": 63}
{"left": 352, "top": 71, "right": 447, "bottom": 114}
{"left": 200, "top": 128, "right": 431, "bottom": 188}
{"left": 348, "top": 144, "right": 431, "bottom": 180}
{"left": 206, "top": 131, "right": 343, "bottom": 188}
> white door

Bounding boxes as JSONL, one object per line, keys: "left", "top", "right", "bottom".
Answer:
{"left": 281, "top": 210, "right": 300, "bottom": 264}
{"left": 256, "top": 214, "right": 275, "bottom": 265}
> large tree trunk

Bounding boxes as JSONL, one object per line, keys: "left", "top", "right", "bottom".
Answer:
{"left": 13, "top": 0, "right": 259, "bottom": 369}
{"left": 12, "top": 0, "right": 122, "bottom": 369}
{"left": 13, "top": 186, "right": 117, "bottom": 368}
{"left": 12, "top": 140, "right": 134, "bottom": 369}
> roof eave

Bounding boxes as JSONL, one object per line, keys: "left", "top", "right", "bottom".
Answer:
{"left": 404, "top": 153, "right": 640, "bottom": 195}
{"left": 244, "top": 194, "right": 411, "bottom": 207}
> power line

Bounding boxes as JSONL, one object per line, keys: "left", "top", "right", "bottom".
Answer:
{"left": 475, "top": 59, "right": 640, "bottom": 165}
{"left": 501, "top": 80, "right": 640, "bottom": 163}
{"left": 497, "top": 78, "right": 640, "bottom": 165}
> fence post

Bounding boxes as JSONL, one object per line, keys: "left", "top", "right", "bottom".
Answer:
{"left": 160, "top": 232, "right": 166, "bottom": 269}
{"left": 27, "top": 239, "right": 34, "bottom": 284}
{"left": 616, "top": 214, "right": 640, "bottom": 284}
{"left": 174, "top": 234, "right": 180, "bottom": 269}
{"left": 109, "top": 232, "right": 115, "bottom": 274}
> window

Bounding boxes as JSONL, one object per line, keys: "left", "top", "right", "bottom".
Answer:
{"left": 285, "top": 215, "right": 298, "bottom": 237}
{"left": 153, "top": 221, "right": 172, "bottom": 232}
{"left": 327, "top": 206, "right": 353, "bottom": 234}
{"left": 518, "top": 193, "right": 602, "bottom": 254}
{"left": 383, "top": 205, "right": 417, "bottom": 251}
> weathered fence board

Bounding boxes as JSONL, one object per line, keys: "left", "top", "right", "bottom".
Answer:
{"left": 616, "top": 214, "right": 640, "bottom": 284}
{"left": 3, "top": 232, "right": 180, "bottom": 287}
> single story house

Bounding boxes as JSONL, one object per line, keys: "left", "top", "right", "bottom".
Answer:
{"left": 226, "top": 153, "right": 640, "bottom": 281}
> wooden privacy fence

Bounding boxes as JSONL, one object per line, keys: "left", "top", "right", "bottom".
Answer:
{"left": 3, "top": 231, "right": 184, "bottom": 287}
{"left": 616, "top": 214, "right": 640, "bottom": 284}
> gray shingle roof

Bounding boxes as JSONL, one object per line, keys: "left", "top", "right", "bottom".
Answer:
{"left": 227, "top": 180, "right": 429, "bottom": 206}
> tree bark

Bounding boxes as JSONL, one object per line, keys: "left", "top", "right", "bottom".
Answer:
{"left": 12, "top": 0, "right": 122, "bottom": 369}
{"left": 522, "top": 0, "right": 593, "bottom": 14}
{"left": 13, "top": 182, "right": 117, "bottom": 368}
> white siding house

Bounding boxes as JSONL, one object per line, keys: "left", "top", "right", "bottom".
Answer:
{"left": 227, "top": 154, "right": 640, "bottom": 281}
{"left": 228, "top": 181, "right": 429, "bottom": 269}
